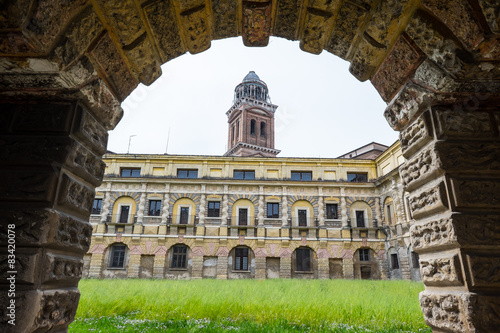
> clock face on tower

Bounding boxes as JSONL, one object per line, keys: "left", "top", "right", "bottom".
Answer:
{"left": 224, "top": 71, "right": 281, "bottom": 158}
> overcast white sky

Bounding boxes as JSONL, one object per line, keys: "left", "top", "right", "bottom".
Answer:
{"left": 108, "top": 37, "right": 398, "bottom": 158}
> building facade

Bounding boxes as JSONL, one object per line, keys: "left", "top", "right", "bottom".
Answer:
{"left": 83, "top": 72, "right": 419, "bottom": 281}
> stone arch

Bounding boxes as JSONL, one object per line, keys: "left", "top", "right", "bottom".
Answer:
{"left": 110, "top": 195, "right": 138, "bottom": 223}
{"left": 348, "top": 200, "right": 374, "bottom": 228}
{"left": 230, "top": 198, "right": 256, "bottom": 226}
{"left": 2, "top": 1, "right": 500, "bottom": 331}
{"left": 171, "top": 197, "right": 197, "bottom": 224}
{"left": 383, "top": 196, "right": 396, "bottom": 226}
{"left": 101, "top": 242, "right": 130, "bottom": 279}
{"left": 227, "top": 245, "right": 255, "bottom": 279}
{"left": 164, "top": 243, "right": 192, "bottom": 279}
{"left": 353, "top": 247, "right": 381, "bottom": 280}
{"left": 291, "top": 246, "right": 318, "bottom": 279}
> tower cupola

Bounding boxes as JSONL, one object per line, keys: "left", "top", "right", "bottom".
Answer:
{"left": 224, "top": 71, "right": 280, "bottom": 158}
{"left": 233, "top": 71, "right": 271, "bottom": 103}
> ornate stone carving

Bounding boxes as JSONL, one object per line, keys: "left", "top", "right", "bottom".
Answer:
{"left": 478, "top": 0, "right": 500, "bottom": 33}
{"left": 420, "top": 255, "right": 463, "bottom": 286}
{"left": 54, "top": 6, "right": 103, "bottom": 66}
{"left": 450, "top": 178, "right": 500, "bottom": 209}
{"left": 274, "top": 0, "right": 299, "bottom": 40}
{"left": 433, "top": 108, "right": 495, "bottom": 139}
{"left": 211, "top": 0, "right": 238, "bottom": 39}
{"left": 1, "top": 170, "right": 57, "bottom": 202}
{"left": 242, "top": 1, "right": 272, "bottom": 47}
{"left": 0, "top": 252, "right": 38, "bottom": 284}
{"left": 409, "top": 182, "right": 448, "bottom": 219}
{"left": 221, "top": 194, "right": 228, "bottom": 225}
{"left": 372, "top": 34, "right": 425, "bottom": 102}
{"left": 411, "top": 217, "right": 456, "bottom": 251}
{"left": 300, "top": 7, "right": 335, "bottom": 55}
{"left": 436, "top": 141, "right": 500, "bottom": 172}
{"left": 399, "top": 111, "right": 432, "bottom": 159}
{"left": 34, "top": 290, "right": 80, "bottom": 331}
{"left": 400, "top": 146, "right": 442, "bottom": 191}
{"left": 89, "top": 33, "right": 138, "bottom": 100}
{"left": 422, "top": 0, "right": 483, "bottom": 50}
{"left": 179, "top": 4, "right": 211, "bottom": 54}
{"left": 199, "top": 193, "right": 206, "bottom": 225}
{"left": 325, "top": 1, "right": 367, "bottom": 59}
{"left": 420, "top": 292, "right": 464, "bottom": 332}
{"left": 143, "top": 0, "right": 185, "bottom": 62}
{"left": 467, "top": 254, "right": 500, "bottom": 289}
{"left": 57, "top": 173, "right": 95, "bottom": 216}
{"left": 44, "top": 253, "right": 83, "bottom": 282}
{"left": 73, "top": 104, "right": 108, "bottom": 156}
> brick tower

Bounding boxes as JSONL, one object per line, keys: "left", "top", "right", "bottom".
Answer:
{"left": 224, "top": 71, "right": 280, "bottom": 157}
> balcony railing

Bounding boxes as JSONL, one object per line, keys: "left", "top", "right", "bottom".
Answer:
{"left": 169, "top": 215, "right": 197, "bottom": 225}
{"left": 143, "top": 216, "right": 162, "bottom": 224}
{"left": 228, "top": 216, "right": 258, "bottom": 226}
{"left": 291, "top": 216, "right": 317, "bottom": 228}
{"left": 106, "top": 214, "right": 137, "bottom": 224}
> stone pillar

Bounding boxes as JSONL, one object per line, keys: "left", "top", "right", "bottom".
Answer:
{"left": 318, "top": 189, "right": 325, "bottom": 227}
{"left": 396, "top": 104, "right": 500, "bottom": 332}
{"left": 317, "top": 257, "right": 329, "bottom": 279}
{"left": 216, "top": 256, "right": 228, "bottom": 279}
{"left": 281, "top": 187, "right": 288, "bottom": 226}
{"left": 199, "top": 192, "right": 206, "bottom": 225}
{"left": 255, "top": 257, "right": 266, "bottom": 279}
{"left": 343, "top": 259, "right": 354, "bottom": 280}
{"left": 100, "top": 182, "right": 112, "bottom": 223}
{"left": 280, "top": 257, "right": 292, "bottom": 279}
{"left": 88, "top": 254, "right": 105, "bottom": 278}
{"left": 153, "top": 254, "right": 166, "bottom": 279}
{"left": 127, "top": 254, "right": 141, "bottom": 278}
{"left": 375, "top": 197, "right": 383, "bottom": 226}
{"left": 0, "top": 101, "right": 108, "bottom": 332}
{"left": 191, "top": 255, "right": 204, "bottom": 280}
{"left": 136, "top": 185, "right": 147, "bottom": 224}
{"left": 258, "top": 188, "right": 265, "bottom": 226}
{"left": 221, "top": 187, "right": 229, "bottom": 225}
{"left": 161, "top": 185, "right": 170, "bottom": 224}
{"left": 340, "top": 187, "right": 348, "bottom": 227}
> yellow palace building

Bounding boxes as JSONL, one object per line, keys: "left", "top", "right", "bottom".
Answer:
{"left": 84, "top": 72, "right": 419, "bottom": 281}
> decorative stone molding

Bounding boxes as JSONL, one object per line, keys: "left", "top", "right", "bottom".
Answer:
{"left": 420, "top": 255, "right": 463, "bottom": 286}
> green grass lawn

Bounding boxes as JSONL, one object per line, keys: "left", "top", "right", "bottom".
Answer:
{"left": 70, "top": 279, "right": 430, "bottom": 332}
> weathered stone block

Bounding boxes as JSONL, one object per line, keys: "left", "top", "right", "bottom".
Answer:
{"left": 73, "top": 104, "right": 108, "bottom": 156}
{"left": 466, "top": 254, "right": 500, "bottom": 290}
{"left": 433, "top": 108, "right": 495, "bottom": 139}
{"left": 300, "top": 7, "right": 335, "bottom": 55}
{"left": 242, "top": 1, "right": 272, "bottom": 47}
{"left": 274, "top": 0, "right": 300, "bottom": 40}
{"left": 211, "top": 0, "right": 238, "bottom": 39}
{"left": 420, "top": 254, "right": 463, "bottom": 286}
{"left": 400, "top": 145, "right": 442, "bottom": 192}
{"left": 56, "top": 173, "right": 95, "bottom": 217}
{"left": 178, "top": 4, "right": 211, "bottom": 54}
{"left": 0, "top": 169, "right": 58, "bottom": 203}
{"left": 408, "top": 182, "right": 449, "bottom": 219}
{"left": 449, "top": 178, "right": 500, "bottom": 210}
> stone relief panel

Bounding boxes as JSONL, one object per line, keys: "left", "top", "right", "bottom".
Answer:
{"left": 420, "top": 293, "right": 464, "bottom": 332}
{"left": 411, "top": 217, "right": 457, "bottom": 252}
{"left": 400, "top": 145, "right": 442, "bottom": 192}
{"left": 466, "top": 254, "right": 500, "bottom": 289}
{"left": 450, "top": 178, "right": 500, "bottom": 210}
{"left": 420, "top": 255, "right": 463, "bottom": 286}
{"left": 408, "top": 182, "right": 449, "bottom": 219}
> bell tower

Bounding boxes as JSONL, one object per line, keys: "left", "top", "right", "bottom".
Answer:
{"left": 224, "top": 71, "right": 280, "bottom": 157}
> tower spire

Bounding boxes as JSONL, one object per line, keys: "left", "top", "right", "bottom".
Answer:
{"left": 224, "top": 71, "right": 280, "bottom": 158}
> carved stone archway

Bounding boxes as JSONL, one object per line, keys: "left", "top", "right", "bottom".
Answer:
{"left": 1, "top": 1, "right": 499, "bottom": 332}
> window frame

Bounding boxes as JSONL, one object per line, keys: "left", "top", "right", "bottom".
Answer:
{"left": 117, "top": 204, "right": 131, "bottom": 223}
{"left": 233, "top": 170, "right": 255, "bottom": 180}
{"left": 347, "top": 172, "right": 368, "bottom": 182}
{"left": 355, "top": 210, "right": 366, "bottom": 228}
{"left": 92, "top": 198, "right": 102, "bottom": 215}
{"left": 234, "top": 247, "right": 249, "bottom": 271}
{"left": 295, "top": 248, "right": 311, "bottom": 272}
{"left": 120, "top": 168, "right": 141, "bottom": 178}
{"left": 391, "top": 253, "right": 400, "bottom": 269}
{"left": 237, "top": 207, "right": 249, "bottom": 226}
{"left": 250, "top": 119, "right": 256, "bottom": 135}
{"left": 177, "top": 169, "right": 198, "bottom": 179}
{"left": 109, "top": 244, "right": 126, "bottom": 268}
{"left": 171, "top": 245, "right": 188, "bottom": 269}
{"left": 411, "top": 252, "right": 420, "bottom": 269}
{"left": 266, "top": 202, "right": 279, "bottom": 218}
{"left": 177, "top": 205, "right": 191, "bottom": 224}
{"left": 325, "top": 203, "right": 338, "bottom": 219}
{"left": 207, "top": 201, "right": 221, "bottom": 217}
{"left": 148, "top": 200, "right": 162, "bottom": 216}
{"left": 359, "top": 248, "right": 370, "bottom": 262}
{"left": 291, "top": 171, "right": 312, "bottom": 181}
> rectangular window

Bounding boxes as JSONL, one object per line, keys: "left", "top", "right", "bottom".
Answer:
{"left": 238, "top": 208, "right": 248, "bottom": 226}
{"left": 179, "top": 207, "right": 189, "bottom": 224}
{"left": 386, "top": 204, "right": 393, "bottom": 224}
{"left": 172, "top": 245, "right": 187, "bottom": 268}
{"left": 110, "top": 245, "right": 126, "bottom": 268}
{"left": 120, "top": 168, "right": 141, "bottom": 177}
{"left": 326, "top": 204, "right": 338, "bottom": 219}
{"left": 234, "top": 248, "right": 249, "bottom": 270}
{"left": 233, "top": 170, "right": 255, "bottom": 180}
{"left": 177, "top": 169, "right": 198, "bottom": 179}
{"left": 266, "top": 203, "right": 279, "bottom": 218}
{"left": 347, "top": 172, "right": 368, "bottom": 182}
{"left": 119, "top": 206, "right": 130, "bottom": 223}
{"left": 92, "top": 199, "right": 102, "bottom": 215}
{"left": 296, "top": 248, "right": 311, "bottom": 271}
{"left": 411, "top": 252, "right": 420, "bottom": 269}
{"left": 148, "top": 200, "right": 161, "bottom": 216}
{"left": 359, "top": 249, "right": 370, "bottom": 261}
{"left": 208, "top": 201, "right": 220, "bottom": 217}
{"left": 298, "top": 209, "right": 307, "bottom": 227}
{"left": 291, "top": 171, "right": 312, "bottom": 181}
{"left": 356, "top": 211, "right": 365, "bottom": 228}
{"left": 391, "top": 253, "right": 400, "bottom": 269}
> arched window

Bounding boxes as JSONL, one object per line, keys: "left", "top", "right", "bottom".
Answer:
{"left": 250, "top": 119, "right": 256, "bottom": 135}
{"left": 234, "top": 246, "right": 249, "bottom": 270}
{"left": 260, "top": 121, "right": 266, "bottom": 137}
{"left": 109, "top": 244, "right": 126, "bottom": 268}
{"left": 171, "top": 244, "right": 188, "bottom": 269}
